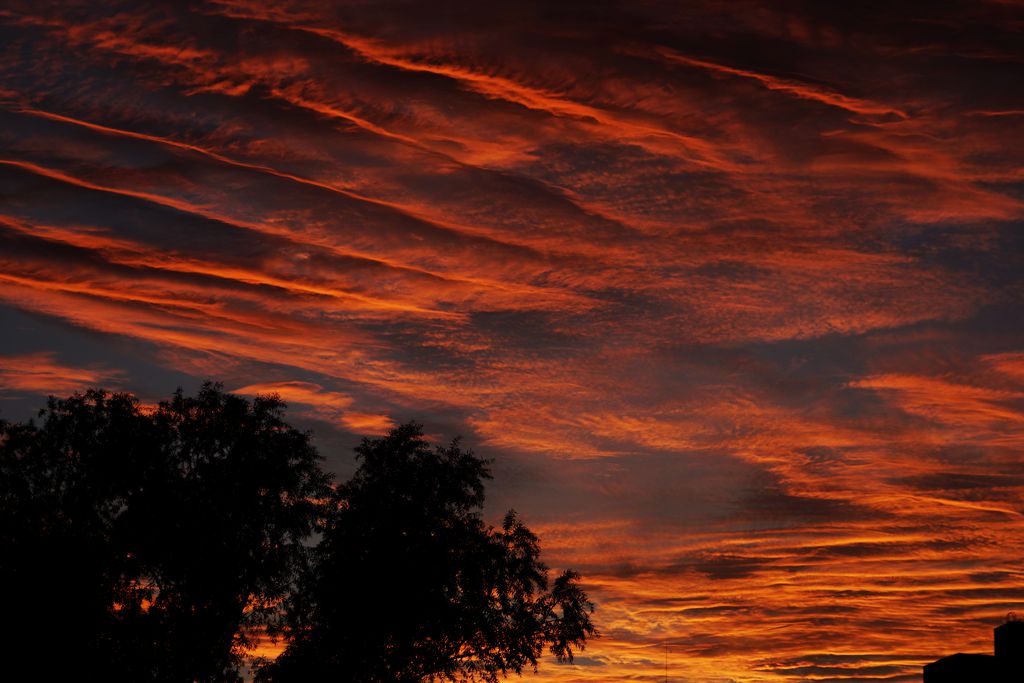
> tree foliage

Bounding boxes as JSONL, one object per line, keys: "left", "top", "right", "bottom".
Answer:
{"left": 258, "top": 422, "right": 596, "bottom": 683}
{"left": 0, "top": 383, "right": 332, "bottom": 682}
{"left": 0, "top": 388, "right": 594, "bottom": 682}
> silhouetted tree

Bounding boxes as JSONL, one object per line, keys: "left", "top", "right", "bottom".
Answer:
{"left": 0, "top": 383, "right": 332, "bottom": 682}
{"left": 258, "top": 422, "right": 596, "bottom": 683}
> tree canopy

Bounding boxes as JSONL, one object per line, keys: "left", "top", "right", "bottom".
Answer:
{"left": 0, "top": 383, "right": 331, "bottom": 682}
{"left": 0, "top": 387, "right": 594, "bottom": 682}
{"left": 258, "top": 422, "right": 596, "bottom": 683}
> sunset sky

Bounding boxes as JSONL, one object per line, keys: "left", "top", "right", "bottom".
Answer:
{"left": 1, "top": 1, "right": 1023, "bottom": 680}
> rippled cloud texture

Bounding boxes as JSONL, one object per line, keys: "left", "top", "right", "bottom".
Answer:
{"left": 1, "top": 1, "right": 1023, "bottom": 680}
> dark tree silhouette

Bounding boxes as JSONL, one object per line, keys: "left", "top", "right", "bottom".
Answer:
{"left": 258, "top": 422, "right": 596, "bottom": 683}
{"left": 0, "top": 383, "right": 332, "bottom": 682}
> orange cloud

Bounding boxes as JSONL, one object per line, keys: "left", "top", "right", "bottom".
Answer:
{"left": 1, "top": 2, "right": 1022, "bottom": 681}
{"left": 232, "top": 381, "right": 393, "bottom": 433}
{"left": 0, "top": 352, "right": 121, "bottom": 396}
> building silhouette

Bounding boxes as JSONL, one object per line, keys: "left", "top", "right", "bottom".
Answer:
{"left": 923, "top": 617, "right": 1024, "bottom": 682}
